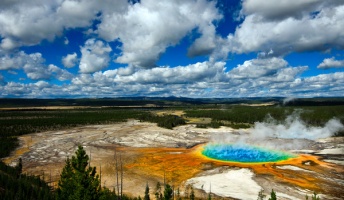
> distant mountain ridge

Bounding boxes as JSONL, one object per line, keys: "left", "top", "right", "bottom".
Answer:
{"left": 1, "top": 97, "right": 344, "bottom": 108}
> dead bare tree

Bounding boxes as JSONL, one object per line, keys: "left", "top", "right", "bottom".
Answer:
{"left": 50, "top": 169, "right": 52, "bottom": 187}
{"left": 89, "top": 149, "right": 91, "bottom": 168}
{"left": 100, "top": 164, "right": 102, "bottom": 188}
{"left": 114, "top": 146, "right": 124, "bottom": 200}
{"left": 120, "top": 154, "right": 123, "bottom": 200}
{"left": 163, "top": 166, "right": 166, "bottom": 187}
{"left": 114, "top": 147, "right": 119, "bottom": 200}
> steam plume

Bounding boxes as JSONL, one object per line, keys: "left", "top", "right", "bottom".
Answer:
{"left": 251, "top": 115, "right": 343, "bottom": 140}
{"left": 210, "top": 113, "right": 344, "bottom": 150}
{"left": 282, "top": 97, "right": 296, "bottom": 105}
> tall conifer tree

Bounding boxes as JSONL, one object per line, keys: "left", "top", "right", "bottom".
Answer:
{"left": 57, "top": 145, "right": 101, "bottom": 200}
{"left": 144, "top": 183, "right": 150, "bottom": 200}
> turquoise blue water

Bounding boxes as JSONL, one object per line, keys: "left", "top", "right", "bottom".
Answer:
{"left": 202, "top": 144, "right": 295, "bottom": 163}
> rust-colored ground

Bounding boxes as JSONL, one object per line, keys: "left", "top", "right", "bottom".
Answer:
{"left": 119, "top": 144, "right": 343, "bottom": 198}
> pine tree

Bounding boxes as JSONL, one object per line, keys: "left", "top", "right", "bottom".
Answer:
{"left": 163, "top": 184, "right": 173, "bottom": 200}
{"left": 16, "top": 158, "right": 22, "bottom": 178}
{"left": 268, "top": 189, "right": 276, "bottom": 200}
{"left": 144, "top": 183, "right": 150, "bottom": 200}
{"left": 57, "top": 157, "right": 74, "bottom": 199}
{"left": 56, "top": 145, "right": 101, "bottom": 200}
{"left": 190, "top": 186, "right": 195, "bottom": 200}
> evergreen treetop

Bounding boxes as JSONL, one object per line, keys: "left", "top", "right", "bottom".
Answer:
{"left": 144, "top": 183, "right": 150, "bottom": 200}
{"left": 268, "top": 189, "right": 276, "bottom": 200}
{"left": 56, "top": 145, "right": 101, "bottom": 200}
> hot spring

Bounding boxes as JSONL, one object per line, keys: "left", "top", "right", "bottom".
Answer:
{"left": 202, "top": 143, "right": 296, "bottom": 163}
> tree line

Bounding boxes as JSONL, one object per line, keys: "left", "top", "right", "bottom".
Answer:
{"left": 0, "top": 109, "right": 144, "bottom": 159}
{"left": 138, "top": 113, "right": 186, "bottom": 129}
{"left": 185, "top": 105, "right": 344, "bottom": 135}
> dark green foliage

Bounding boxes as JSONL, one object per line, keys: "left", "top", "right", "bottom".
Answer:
{"left": 99, "top": 187, "right": 135, "bottom": 200}
{"left": 56, "top": 157, "right": 74, "bottom": 199}
{"left": 0, "top": 109, "right": 142, "bottom": 137}
{"left": 190, "top": 186, "right": 195, "bottom": 200}
{"left": 208, "top": 120, "right": 223, "bottom": 128}
{"left": 144, "top": 183, "right": 150, "bottom": 200}
{"left": 0, "top": 109, "right": 143, "bottom": 159}
{"left": 16, "top": 158, "right": 23, "bottom": 176}
{"left": 163, "top": 184, "right": 173, "bottom": 200}
{"left": 185, "top": 106, "right": 288, "bottom": 124}
{"left": 268, "top": 189, "right": 276, "bottom": 200}
{"left": 139, "top": 113, "right": 186, "bottom": 129}
{"left": 0, "top": 136, "right": 19, "bottom": 158}
{"left": 283, "top": 98, "right": 344, "bottom": 106}
{"left": 0, "top": 161, "right": 54, "bottom": 200}
{"left": 56, "top": 145, "right": 101, "bottom": 200}
{"left": 100, "top": 187, "right": 117, "bottom": 200}
{"left": 0, "top": 98, "right": 167, "bottom": 108}
{"left": 195, "top": 120, "right": 224, "bottom": 129}
{"left": 185, "top": 105, "right": 344, "bottom": 133}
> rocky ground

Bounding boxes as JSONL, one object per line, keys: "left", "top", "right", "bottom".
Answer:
{"left": 4, "top": 120, "right": 344, "bottom": 200}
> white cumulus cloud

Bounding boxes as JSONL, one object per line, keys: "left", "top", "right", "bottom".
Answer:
{"left": 0, "top": 51, "right": 26, "bottom": 70}
{"left": 0, "top": 0, "right": 108, "bottom": 51}
{"left": 48, "top": 64, "right": 73, "bottom": 81}
{"left": 79, "top": 39, "right": 112, "bottom": 73}
{"left": 225, "top": 0, "right": 344, "bottom": 56}
{"left": 62, "top": 53, "right": 78, "bottom": 68}
{"left": 317, "top": 57, "right": 344, "bottom": 69}
{"left": 97, "top": 0, "right": 222, "bottom": 68}
{"left": 1, "top": 57, "right": 343, "bottom": 98}
{"left": 228, "top": 57, "right": 288, "bottom": 79}
{"left": 0, "top": 51, "right": 73, "bottom": 80}
{"left": 241, "top": 0, "right": 330, "bottom": 20}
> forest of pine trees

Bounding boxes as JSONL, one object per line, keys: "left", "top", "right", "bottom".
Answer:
{"left": 0, "top": 160, "right": 53, "bottom": 200}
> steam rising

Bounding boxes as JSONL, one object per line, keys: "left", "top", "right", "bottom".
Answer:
{"left": 251, "top": 115, "right": 343, "bottom": 140}
{"left": 282, "top": 97, "right": 296, "bottom": 105}
{"left": 210, "top": 113, "right": 344, "bottom": 150}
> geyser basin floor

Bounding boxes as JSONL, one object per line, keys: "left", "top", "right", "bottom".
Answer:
{"left": 202, "top": 144, "right": 296, "bottom": 163}
{"left": 5, "top": 121, "right": 344, "bottom": 199}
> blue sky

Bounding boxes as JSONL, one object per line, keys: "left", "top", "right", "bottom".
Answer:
{"left": 0, "top": 0, "right": 343, "bottom": 98}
